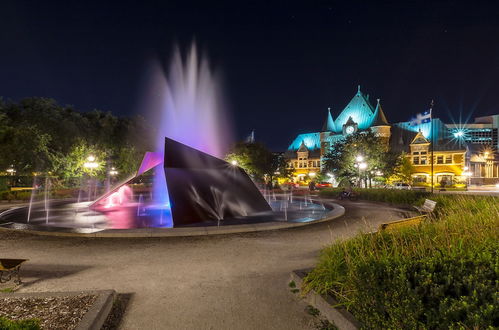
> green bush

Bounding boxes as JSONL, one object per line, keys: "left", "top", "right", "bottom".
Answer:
{"left": 319, "top": 188, "right": 430, "bottom": 205}
{"left": 0, "top": 317, "right": 40, "bottom": 330}
{"left": 12, "top": 191, "right": 32, "bottom": 201}
{"left": 304, "top": 195, "right": 499, "bottom": 329}
{"left": 0, "top": 191, "right": 14, "bottom": 201}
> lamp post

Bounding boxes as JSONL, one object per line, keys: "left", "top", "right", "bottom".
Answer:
{"left": 6, "top": 165, "right": 16, "bottom": 176}
{"left": 109, "top": 167, "right": 118, "bottom": 176}
{"left": 6, "top": 165, "right": 16, "bottom": 188}
{"left": 84, "top": 155, "right": 98, "bottom": 201}
{"left": 355, "top": 155, "right": 366, "bottom": 188}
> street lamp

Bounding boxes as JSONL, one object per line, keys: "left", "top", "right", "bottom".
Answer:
{"left": 6, "top": 165, "right": 16, "bottom": 176}
{"left": 84, "top": 155, "right": 98, "bottom": 201}
{"left": 109, "top": 167, "right": 118, "bottom": 176}
{"left": 355, "top": 155, "right": 366, "bottom": 188}
{"left": 230, "top": 160, "right": 238, "bottom": 166}
{"left": 84, "top": 155, "right": 98, "bottom": 169}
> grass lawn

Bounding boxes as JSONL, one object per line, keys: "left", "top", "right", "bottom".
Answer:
{"left": 305, "top": 191, "right": 499, "bottom": 329}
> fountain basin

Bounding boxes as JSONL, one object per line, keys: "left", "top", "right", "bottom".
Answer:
{"left": 0, "top": 198, "right": 345, "bottom": 237}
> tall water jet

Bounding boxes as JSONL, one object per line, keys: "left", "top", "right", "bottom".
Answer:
{"left": 144, "top": 43, "right": 232, "bottom": 226}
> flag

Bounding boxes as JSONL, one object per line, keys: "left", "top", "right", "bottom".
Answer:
{"left": 410, "top": 109, "right": 432, "bottom": 126}
{"left": 245, "top": 130, "right": 255, "bottom": 143}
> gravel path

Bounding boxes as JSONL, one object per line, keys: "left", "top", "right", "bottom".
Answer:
{"left": 0, "top": 200, "right": 407, "bottom": 330}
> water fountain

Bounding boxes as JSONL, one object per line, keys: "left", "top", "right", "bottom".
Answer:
{"left": 0, "top": 45, "right": 334, "bottom": 232}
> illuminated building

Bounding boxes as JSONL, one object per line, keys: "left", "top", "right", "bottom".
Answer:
{"left": 285, "top": 86, "right": 499, "bottom": 185}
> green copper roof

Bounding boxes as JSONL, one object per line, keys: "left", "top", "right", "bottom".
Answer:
{"left": 334, "top": 86, "right": 376, "bottom": 131}
{"left": 322, "top": 108, "right": 336, "bottom": 132}
{"left": 287, "top": 132, "right": 321, "bottom": 151}
{"left": 394, "top": 118, "right": 449, "bottom": 141}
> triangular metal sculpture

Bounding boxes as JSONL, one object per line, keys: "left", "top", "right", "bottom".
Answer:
{"left": 163, "top": 137, "right": 272, "bottom": 226}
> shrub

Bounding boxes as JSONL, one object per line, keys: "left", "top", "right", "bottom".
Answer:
{"left": 12, "top": 191, "right": 32, "bottom": 201}
{"left": 0, "top": 317, "right": 41, "bottom": 330}
{"left": 0, "top": 191, "right": 14, "bottom": 202}
{"left": 319, "top": 188, "right": 430, "bottom": 205}
{"left": 304, "top": 195, "right": 499, "bottom": 328}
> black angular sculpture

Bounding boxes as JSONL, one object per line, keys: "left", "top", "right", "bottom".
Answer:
{"left": 163, "top": 137, "right": 272, "bottom": 226}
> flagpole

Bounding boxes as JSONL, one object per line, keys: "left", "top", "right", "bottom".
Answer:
{"left": 430, "top": 100, "right": 434, "bottom": 194}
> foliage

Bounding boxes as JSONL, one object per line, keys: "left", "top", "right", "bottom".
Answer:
{"left": 387, "top": 152, "right": 415, "bottom": 184}
{"left": 322, "top": 131, "right": 399, "bottom": 186}
{"left": 319, "top": 188, "right": 430, "bottom": 205}
{"left": 304, "top": 194, "right": 499, "bottom": 329}
{"left": 0, "top": 98, "right": 152, "bottom": 185}
{"left": 0, "top": 317, "right": 40, "bottom": 330}
{"left": 225, "top": 142, "right": 291, "bottom": 184}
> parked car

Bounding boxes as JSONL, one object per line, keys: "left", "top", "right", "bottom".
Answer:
{"left": 316, "top": 182, "right": 332, "bottom": 189}
{"left": 281, "top": 182, "right": 299, "bottom": 189}
{"left": 393, "top": 182, "right": 411, "bottom": 190}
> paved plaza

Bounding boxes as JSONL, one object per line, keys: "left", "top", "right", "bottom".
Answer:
{"left": 1, "top": 200, "right": 409, "bottom": 330}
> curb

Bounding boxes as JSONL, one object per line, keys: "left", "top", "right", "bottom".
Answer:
{"left": 0, "top": 203, "right": 345, "bottom": 238}
{"left": 0, "top": 290, "right": 116, "bottom": 330}
{"left": 290, "top": 269, "right": 360, "bottom": 330}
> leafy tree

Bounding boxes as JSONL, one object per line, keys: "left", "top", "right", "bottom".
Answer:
{"left": 388, "top": 152, "right": 415, "bottom": 184}
{"left": 225, "top": 142, "right": 291, "bottom": 186}
{"left": 0, "top": 97, "right": 153, "bottom": 186}
{"left": 322, "top": 131, "right": 398, "bottom": 186}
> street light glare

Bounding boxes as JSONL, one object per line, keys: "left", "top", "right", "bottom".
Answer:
{"left": 230, "top": 160, "right": 238, "bottom": 166}
{"left": 87, "top": 155, "right": 96, "bottom": 162}
{"left": 355, "top": 155, "right": 364, "bottom": 162}
{"left": 359, "top": 162, "right": 367, "bottom": 170}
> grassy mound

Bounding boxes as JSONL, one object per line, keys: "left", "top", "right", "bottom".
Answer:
{"left": 304, "top": 194, "right": 499, "bottom": 328}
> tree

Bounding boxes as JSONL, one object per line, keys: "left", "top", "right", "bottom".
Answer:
{"left": 225, "top": 142, "right": 273, "bottom": 181}
{"left": 0, "top": 97, "right": 153, "bottom": 186}
{"left": 389, "top": 152, "right": 415, "bottom": 184}
{"left": 225, "top": 142, "right": 291, "bottom": 186}
{"left": 322, "top": 131, "right": 399, "bottom": 186}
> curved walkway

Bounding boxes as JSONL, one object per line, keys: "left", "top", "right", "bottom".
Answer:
{"left": 0, "top": 199, "right": 409, "bottom": 330}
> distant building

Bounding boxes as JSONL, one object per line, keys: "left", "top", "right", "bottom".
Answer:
{"left": 284, "top": 86, "right": 499, "bottom": 185}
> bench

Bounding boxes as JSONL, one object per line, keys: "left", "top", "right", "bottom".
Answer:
{"left": 379, "top": 215, "right": 426, "bottom": 231}
{"left": 414, "top": 199, "right": 437, "bottom": 213}
{"left": 0, "top": 259, "right": 28, "bottom": 285}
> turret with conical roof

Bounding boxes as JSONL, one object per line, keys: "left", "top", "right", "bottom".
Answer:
{"left": 371, "top": 98, "right": 389, "bottom": 126}
{"left": 322, "top": 108, "right": 336, "bottom": 132}
{"left": 370, "top": 98, "right": 391, "bottom": 143}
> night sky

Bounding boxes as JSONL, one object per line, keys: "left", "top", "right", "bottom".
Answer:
{"left": 2, "top": 1, "right": 499, "bottom": 150}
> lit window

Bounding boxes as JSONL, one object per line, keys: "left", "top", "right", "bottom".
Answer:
{"left": 445, "top": 155, "right": 452, "bottom": 164}
{"left": 421, "top": 156, "right": 427, "bottom": 164}
{"left": 413, "top": 157, "right": 420, "bottom": 164}
{"left": 437, "top": 156, "right": 444, "bottom": 164}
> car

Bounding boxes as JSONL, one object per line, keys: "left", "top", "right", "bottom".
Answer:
{"left": 393, "top": 182, "right": 411, "bottom": 190}
{"left": 281, "top": 182, "right": 299, "bottom": 189}
{"left": 316, "top": 182, "right": 332, "bottom": 189}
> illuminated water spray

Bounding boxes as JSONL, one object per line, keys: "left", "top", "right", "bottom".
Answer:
{"left": 147, "top": 44, "right": 232, "bottom": 225}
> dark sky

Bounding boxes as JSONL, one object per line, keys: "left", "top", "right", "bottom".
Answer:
{"left": 2, "top": 1, "right": 499, "bottom": 150}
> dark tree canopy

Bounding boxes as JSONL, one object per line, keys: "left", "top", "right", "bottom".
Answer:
{"left": 0, "top": 97, "right": 153, "bottom": 183}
